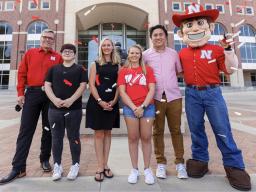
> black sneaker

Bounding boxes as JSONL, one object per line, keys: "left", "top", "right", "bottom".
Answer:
{"left": 41, "top": 161, "right": 52, "bottom": 172}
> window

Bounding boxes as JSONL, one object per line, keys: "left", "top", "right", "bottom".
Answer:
{"left": 0, "top": 22, "right": 13, "bottom": 34}
{"left": 205, "top": 4, "right": 214, "bottom": 10}
{"left": 251, "top": 73, "right": 256, "bottom": 86}
{"left": 27, "top": 21, "right": 48, "bottom": 49}
{"left": 184, "top": 2, "right": 191, "bottom": 10}
{"left": 0, "top": 2, "right": 3, "bottom": 11}
{"left": 174, "top": 40, "right": 187, "bottom": 51}
{"left": 209, "top": 23, "right": 226, "bottom": 45}
{"left": 0, "top": 41, "right": 12, "bottom": 64}
{"left": 126, "top": 25, "right": 146, "bottom": 50}
{"left": 172, "top": 2, "right": 181, "bottom": 12}
{"left": 240, "top": 24, "right": 255, "bottom": 36}
{"left": 219, "top": 73, "right": 231, "bottom": 86}
{"left": 240, "top": 42, "right": 256, "bottom": 63}
{"left": 236, "top": 6, "right": 244, "bottom": 15}
{"left": 239, "top": 25, "right": 256, "bottom": 63}
{"left": 5, "top": 1, "right": 15, "bottom": 11}
{"left": 28, "top": 0, "right": 39, "bottom": 10}
{"left": 245, "top": 7, "right": 254, "bottom": 15}
{"left": 41, "top": 0, "right": 50, "bottom": 10}
{"left": 0, "top": 71, "right": 9, "bottom": 89}
{"left": 216, "top": 4, "right": 224, "bottom": 14}
{"left": 0, "top": 22, "right": 12, "bottom": 89}
{"left": 0, "top": 23, "right": 12, "bottom": 64}
{"left": 209, "top": 23, "right": 230, "bottom": 86}
{"left": 213, "top": 23, "right": 226, "bottom": 36}
{"left": 173, "top": 27, "right": 187, "bottom": 51}
{"left": 173, "top": 27, "right": 186, "bottom": 86}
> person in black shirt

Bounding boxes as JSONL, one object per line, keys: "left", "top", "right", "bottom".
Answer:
{"left": 44, "top": 44, "right": 87, "bottom": 181}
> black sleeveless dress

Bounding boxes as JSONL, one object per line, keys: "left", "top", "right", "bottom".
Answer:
{"left": 86, "top": 62, "right": 120, "bottom": 130}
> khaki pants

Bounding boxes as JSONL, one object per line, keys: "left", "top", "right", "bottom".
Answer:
{"left": 153, "top": 97, "right": 184, "bottom": 164}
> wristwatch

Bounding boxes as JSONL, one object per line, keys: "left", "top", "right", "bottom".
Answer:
{"left": 140, "top": 104, "right": 146, "bottom": 110}
{"left": 97, "top": 98, "right": 102, "bottom": 104}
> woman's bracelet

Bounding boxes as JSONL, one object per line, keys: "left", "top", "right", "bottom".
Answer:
{"left": 140, "top": 104, "right": 146, "bottom": 110}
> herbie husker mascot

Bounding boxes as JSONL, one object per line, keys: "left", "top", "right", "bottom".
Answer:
{"left": 172, "top": 3, "right": 251, "bottom": 191}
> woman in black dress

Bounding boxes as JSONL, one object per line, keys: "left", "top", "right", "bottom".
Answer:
{"left": 86, "top": 37, "right": 120, "bottom": 182}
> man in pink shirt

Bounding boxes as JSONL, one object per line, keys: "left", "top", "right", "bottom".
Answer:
{"left": 143, "top": 25, "right": 187, "bottom": 179}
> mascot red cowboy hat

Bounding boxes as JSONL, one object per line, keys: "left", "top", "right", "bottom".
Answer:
{"left": 172, "top": 3, "right": 219, "bottom": 27}
{"left": 172, "top": 3, "right": 251, "bottom": 191}
{"left": 173, "top": 3, "right": 221, "bottom": 49}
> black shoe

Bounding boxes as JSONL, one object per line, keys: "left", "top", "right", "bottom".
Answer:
{"left": 41, "top": 161, "right": 52, "bottom": 172}
{"left": 0, "top": 169, "right": 26, "bottom": 185}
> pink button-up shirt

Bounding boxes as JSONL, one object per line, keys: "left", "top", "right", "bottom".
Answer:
{"left": 143, "top": 47, "right": 182, "bottom": 102}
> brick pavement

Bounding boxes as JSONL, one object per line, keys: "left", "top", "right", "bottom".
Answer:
{"left": 0, "top": 122, "right": 255, "bottom": 178}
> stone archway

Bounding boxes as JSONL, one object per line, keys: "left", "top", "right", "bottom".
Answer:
{"left": 64, "top": 0, "right": 159, "bottom": 43}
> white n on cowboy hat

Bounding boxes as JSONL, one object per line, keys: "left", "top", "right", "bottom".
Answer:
{"left": 172, "top": 3, "right": 219, "bottom": 27}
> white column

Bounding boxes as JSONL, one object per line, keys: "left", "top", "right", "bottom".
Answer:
{"left": 230, "top": 69, "right": 245, "bottom": 87}
{"left": 147, "top": 0, "right": 159, "bottom": 48}
{"left": 9, "top": 70, "right": 17, "bottom": 90}
{"left": 64, "top": 12, "right": 76, "bottom": 43}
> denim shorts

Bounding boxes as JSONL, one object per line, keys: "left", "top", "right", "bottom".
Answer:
{"left": 123, "top": 104, "right": 155, "bottom": 118}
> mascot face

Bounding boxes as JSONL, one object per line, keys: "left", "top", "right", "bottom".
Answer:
{"left": 178, "top": 17, "right": 215, "bottom": 48}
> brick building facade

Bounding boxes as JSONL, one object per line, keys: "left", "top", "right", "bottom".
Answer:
{"left": 0, "top": 0, "right": 65, "bottom": 88}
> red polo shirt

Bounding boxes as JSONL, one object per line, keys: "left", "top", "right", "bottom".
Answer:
{"left": 179, "top": 44, "right": 229, "bottom": 86}
{"left": 17, "top": 47, "right": 62, "bottom": 96}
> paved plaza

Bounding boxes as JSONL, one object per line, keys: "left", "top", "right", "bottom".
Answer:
{"left": 0, "top": 88, "right": 255, "bottom": 191}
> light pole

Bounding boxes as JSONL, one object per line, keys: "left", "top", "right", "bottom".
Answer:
{"left": 16, "top": 20, "right": 22, "bottom": 70}
{"left": 54, "top": 19, "right": 59, "bottom": 51}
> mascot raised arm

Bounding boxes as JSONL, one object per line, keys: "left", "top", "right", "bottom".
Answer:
{"left": 172, "top": 3, "right": 251, "bottom": 191}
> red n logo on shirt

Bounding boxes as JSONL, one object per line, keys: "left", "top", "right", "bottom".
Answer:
{"left": 200, "top": 50, "right": 212, "bottom": 60}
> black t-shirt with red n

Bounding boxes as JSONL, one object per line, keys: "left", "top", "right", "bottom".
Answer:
{"left": 45, "top": 63, "right": 87, "bottom": 110}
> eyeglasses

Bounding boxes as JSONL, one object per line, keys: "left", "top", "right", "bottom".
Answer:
{"left": 62, "top": 50, "right": 74, "bottom": 55}
{"left": 41, "top": 36, "right": 54, "bottom": 41}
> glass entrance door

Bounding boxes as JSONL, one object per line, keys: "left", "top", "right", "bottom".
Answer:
{"left": 78, "top": 23, "right": 147, "bottom": 76}
{"left": 102, "top": 23, "right": 123, "bottom": 47}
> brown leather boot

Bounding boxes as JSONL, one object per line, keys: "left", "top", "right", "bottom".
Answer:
{"left": 186, "top": 159, "right": 208, "bottom": 178}
{"left": 224, "top": 166, "right": 251, "bottom": 191}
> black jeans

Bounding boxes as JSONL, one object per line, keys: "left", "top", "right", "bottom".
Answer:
{"left": 48, "top": 108, "right": 82, "bottom": 165}
{"left": 12, "top": 89, "right": 51, "bottom": 171}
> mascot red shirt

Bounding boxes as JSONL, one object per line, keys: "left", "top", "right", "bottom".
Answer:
{"left": 172, "top": 4, "right": 251, "bottom": 191}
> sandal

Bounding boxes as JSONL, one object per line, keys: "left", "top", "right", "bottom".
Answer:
{"left": 94, "top": 171, "right": 104, "bottom": 182}
{"left": 104, "top": 168, "right": 114, "bottom": 178}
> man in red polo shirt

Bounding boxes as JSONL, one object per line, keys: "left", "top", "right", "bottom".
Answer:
{"left": 172, "top": 3, "right": 251, "bottom": 191}
{"left": 0, "top": 29, "right": 62, "bottom": 185}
